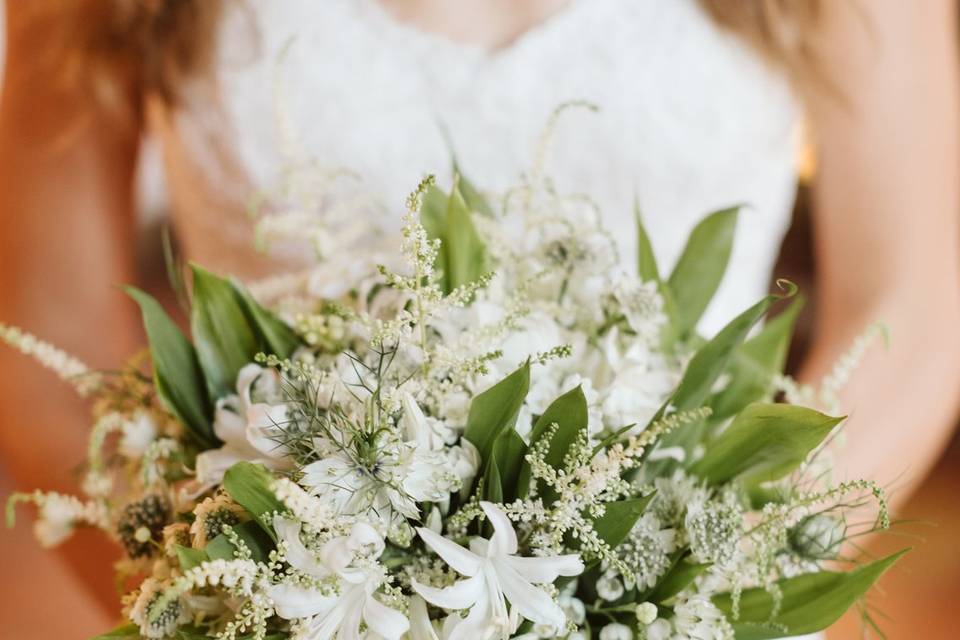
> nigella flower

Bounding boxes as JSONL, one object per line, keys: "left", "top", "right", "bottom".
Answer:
{"left": 267, "top": 517, "right": 409, "bottom": 640}
{"left": 195, "top": 364, "right": 295, "bottom": 487}
{"left": 412, "top": 502, "right": 584, "bottom": 640}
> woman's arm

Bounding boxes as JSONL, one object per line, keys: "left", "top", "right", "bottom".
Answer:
{"left": 803, "top": 0, "right": 960, "bottom": 506}
{"left": 0, "top": 4, "right": 142, "bottom": 613}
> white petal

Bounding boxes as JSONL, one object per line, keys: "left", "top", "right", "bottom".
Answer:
{"left": 195, "top": 446, "right": 249, "bottom": 485}
{"left": 504, "top": 554, "right": 584, "bottom": 583}
{"left": 236, "top": 363, "right": 265, "bottom": 408}
{"left": 212, "top": 397, "right": 246, "bottom": 444}
{"left": 246, "top": 403, "right": 291, "bottom": 459}
{"left": 408, "top": 595, "right": 439, "bottom": 640}
{"left": 266, "top": 583, "right": 336, "bottom": 619}
{"left": 493, "top": 559, "right": 566, "bottom": 628}
{"left": 363, "top": 595, "right": 410, "bottom": 640}
{"left": 273, "top": 516, "right": 328, "bottom": 577}
{"left": 416, "top": 528, "right": 482, "bottom": 576}
{"left": 412, "top": 574, "right": 485, "bottom": 611}
{"left": 348, "top": 522, "right": 385, "bottom": 558}
{"left": 479, "top": 502, "right": 517, "bottom": 557}
{"left": 307, "top": 586, "right": 359, "bottom": 640}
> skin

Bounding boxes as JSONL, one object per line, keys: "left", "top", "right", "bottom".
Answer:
{"left": 1, "top": 0, "right": 958, "bottom": 623}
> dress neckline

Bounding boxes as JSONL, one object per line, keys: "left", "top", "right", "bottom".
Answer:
{"left": 358, "top": 0, "right": 587, "bottom": 62}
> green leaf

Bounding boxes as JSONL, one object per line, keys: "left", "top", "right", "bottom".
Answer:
{"left": 175, "top": 544, "right": 209, "bottom": 571}
{"left": 672, "top": 287, "right": 795, "bottom": 413}
{"left": 519, "top": 385, "right": 589, "bottom": 498}
{"left": 713, "top": 550, "right": 909, "bottom": 639}
{"left": 91, "top": 624, "right": 141, "bottom": 640}
{"left": 464, "top": 363, "right": 530, "bottom": 464}
{"left": 690, "top": 403, "right": 842, "bottom": 486}
{"left": 125, "top": 287, "right": 215, "bottom": 447}
{"left": 418, "top": 180, "right": 489, "bottom": 294}
{"left": 483, "top": 453, "right": 504, "bottom": 504}
{"left": 456, "top": 168, "right": 495, "bottom": 218}
{"left": 634, "top": 200, "right": 660, "bottom": 282}
{"left": 444, "top": 180, "right": 489, "bottom": 291}
{"left": 232, "top": 279, "right": 299, "bottom": 358}
{"left": 222, "top": 462, "right": 285, "bottom": 540}
{"left": 491, "top": 429, "right": 528, "bottom": 502}
{"left": 710, "top": 295, "right": 804, "bottom": 422}
{"left": 644, "top": 555, "right": 712, "bottom": 604}
{"left": 667, "top": 207, "right": 739, "bottom": 335}
{"left": 205, "top": 520, "right": 274, "bottom": 562}
{"left": 190, "top": 265, "right": 261, "bottom": 400}
{"left": 590, "top": 493, "right": 657, "bottom": 549}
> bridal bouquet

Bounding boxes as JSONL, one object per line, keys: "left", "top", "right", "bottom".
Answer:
{"left": 5, "top": 156, "right": 900, "bottom": 640}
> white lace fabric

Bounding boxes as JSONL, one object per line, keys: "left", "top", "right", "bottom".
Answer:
{"left": 154, "top": 0, "right": 801, "bottom": 334}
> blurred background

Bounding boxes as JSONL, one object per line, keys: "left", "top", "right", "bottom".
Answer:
{"left": 1, "top": 3, "right": 959, "bottom": 639}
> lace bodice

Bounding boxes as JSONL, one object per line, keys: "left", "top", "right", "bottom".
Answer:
{"left": 153, "top": 0, "right": 800, "bottom": 333}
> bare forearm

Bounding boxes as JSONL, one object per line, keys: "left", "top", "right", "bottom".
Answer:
{"left": 799, "top": 296, "right": 960, "bottom": 507}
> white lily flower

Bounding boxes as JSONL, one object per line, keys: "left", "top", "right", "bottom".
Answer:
{"left": 195, "top": 364, "right": 294, "bottom": 486}
{"left": 268, "top": 517, "right": 409, "bottom": 640}
{"left": 412, "top": 502, "right": 583, "bottom": 640}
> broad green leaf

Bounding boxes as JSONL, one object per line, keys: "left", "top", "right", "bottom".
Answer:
{"left": 643, "top": 555, "right": 712, "bottom": 604}
{"left": 464, "top": 363, "right": 530, "bottom": 464}
{"left": 419, "top": 180, "right": 489, "bottom": 294}
{"left": 232, "top": 279, "right": 299, "bottom": 358}
{"left": 190, "top": 265, "right": 260, "bottom": 400}
{"left": 667, "top": 207, "right": 739, "bottom": 335}
{"left": 492, "top": 429, "right": 528, "bottom": 502}
{"left": 222, "top": 462, "right": 285, "bottom": 540}
{"left": 483, "top": 453, "right": 504, "bottom": 504}
{"left": 456, "top": 169, "right": 495, "bottom": 218}
{"left": 634, "top": 201, "right": 660, "bottom": 283}
{"left": 713, "top": 550, "right": 908, "bottom": 639}
{"left": 519, "top": 385, "right": 589, "bottom": 497}
{"left": 205, "top": 520, "right": 274, "bottom": 562}
{"left": 710, "top": 295, "right": 804, "bottom": 422}
{"left": 91, "top": 624, "right": 140, "bottom": 639}
{"left": 125, "top": 287, "right": 215, "bottom": 447}
{"left": 690, "top": 403, "right": 842, "bottom": 486}
{"left": 672, "top": 286, "right": 795, "bottom": 413}
{"left": 590, "top": 493, "right": 657, "bottom": 549}
{"left": 444, "top": 180, "right": 489, "bottom": 291}
{"left": 420, "top": 185, "right": 449, "bottom": 242}
{"left": 175, "top": 544, "right": 209, "bottom": 570}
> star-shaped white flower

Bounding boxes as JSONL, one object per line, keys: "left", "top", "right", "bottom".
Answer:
{"left": 267, "top": 517, "right": 409, "bottom": 640}
{"left": 412, "top": 502, "right": 584, "bottom": 640}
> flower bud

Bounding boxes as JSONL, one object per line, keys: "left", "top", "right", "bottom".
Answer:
{"left": 789, "top": 514, "right": 846, "bottom": 560}
{"left": 635, "top": 602, "right": 658, "bottom": 625}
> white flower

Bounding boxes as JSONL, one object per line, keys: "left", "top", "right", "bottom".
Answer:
{"left": 412, "top": 502, "right": 584, "bottom": 640}
{"left": 195, "top": 364, "right": 294, "bottom": 486}
{"left": 672, "top": 594, "right": 734, "bottom": 640}
{"left": 268, "top": 517, "right": 409, "bottom": 640}
{"left": 596, "top": 571, "right": 624, "bottom": 601}
{"left": 301, "top": 449, "right": 419, "bottom": 525}
{"left": 118, "top": 411, "right": 159, "bottom": 458}
{"left": 598, "top": 623, "right": 632, "bottom": 640}
{"left": 402, "top": 392, "right": 457, "bottom": 450}
{"left": 635, "top": 602, "right": 658, "bottom": 626}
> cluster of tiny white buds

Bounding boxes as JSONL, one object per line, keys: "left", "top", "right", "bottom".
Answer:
{"left": 272, "top": 477, "right": 330, "bottom": 527}
{"left": 0, "top": 323, "right": 101, "bottom": 396}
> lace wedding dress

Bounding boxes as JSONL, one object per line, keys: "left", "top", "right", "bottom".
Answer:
{"left": 153, "top": 0, "right": 801, "bottom": 336}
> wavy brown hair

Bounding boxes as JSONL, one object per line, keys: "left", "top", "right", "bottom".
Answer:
{"left": 12, "top": 0, "right": 825, "bottom": 116}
